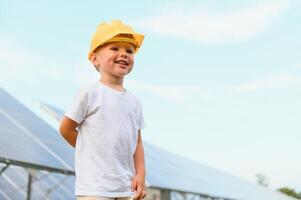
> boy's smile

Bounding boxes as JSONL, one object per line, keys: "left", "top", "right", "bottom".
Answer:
{"left": 115, "top": 59, "right": 129, "bottom": 69}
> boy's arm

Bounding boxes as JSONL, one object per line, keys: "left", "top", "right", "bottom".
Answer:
{"left": 59, "top": 116, "right": 79, "bottom": 148}
{"left": 132, "top": 130, "right": 146, "bottom": 199}
{"left": 134, "top": 130, "right": 145, "bottom": 176}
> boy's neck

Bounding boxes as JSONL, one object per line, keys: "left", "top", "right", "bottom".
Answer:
{"left": 100, "top": 76, "right": 125, "bottom": 92}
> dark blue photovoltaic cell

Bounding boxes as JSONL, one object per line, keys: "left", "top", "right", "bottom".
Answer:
{"left": 0, "top": 88, "right": 74, "bottom": 171}
{"left": 0, "top": 164, "right": 75, "bottom": 200}
{"left": 0, "top": 170, "right": 25, "bottom": 199}
{"left": 0, "top": 88, "right": 76, "bottom": 199}
{"left": 0, "top": 114, "right": 66, "bottom": 169}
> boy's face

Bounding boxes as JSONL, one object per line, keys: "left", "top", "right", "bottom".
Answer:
{"left": 90, "top": 42, "right": 135, "bottom": 78}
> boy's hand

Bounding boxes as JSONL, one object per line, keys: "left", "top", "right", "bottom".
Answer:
{"left": 131, "top": 174, "right": 146, "bottom": 200}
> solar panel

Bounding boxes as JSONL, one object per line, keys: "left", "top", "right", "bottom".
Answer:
{"left": 0, "top": 88, "right": 74, "bottom": 171}
{"left": 0, "top": 163, "right": 75, "bottom": 199}
{"left": 144, "top": 142, "right": 295, "bottom": 200}
{"left": 0, "top": 88, "right": 76, "bottom": 199}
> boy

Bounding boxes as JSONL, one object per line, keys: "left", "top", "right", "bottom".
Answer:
{"left": 59, "top": 20, "right": 146, "bottom": 200}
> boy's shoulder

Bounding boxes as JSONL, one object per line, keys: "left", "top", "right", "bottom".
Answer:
{"left": 75, "top": 82, "right": 96, "bottom": 95}
{"left": 125, "top": 89, "right": 141, "bottom": 103}
{"left": 73, "top": 82, "right": 100, "bottom": 101}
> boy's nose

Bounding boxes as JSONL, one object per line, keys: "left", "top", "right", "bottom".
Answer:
{"left": 120, "top": 50, "right": 128, "bottom": 58}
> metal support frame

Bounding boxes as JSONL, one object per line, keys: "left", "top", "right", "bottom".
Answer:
{"left": 26, "top": 173, "right": 32, "bottom": 200}
{"left": 0, "top": 157, "right": 75, "bottom": 199}
{"left": 0, "top": 157, "right": 75, "bottom": 176}
{"left": 150, "top": 186, "right": 236, "bottom": 200}
{"left": 161, "top": 189, "right": 171, "bottom": 200}
{"left": 0, "top": 163, "right": 9, "bottom": 175}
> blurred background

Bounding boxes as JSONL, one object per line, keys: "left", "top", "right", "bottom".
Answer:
{"left": 0, "top": 0, "right": 300, "bottom": 199}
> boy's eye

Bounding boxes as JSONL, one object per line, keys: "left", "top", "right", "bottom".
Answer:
{"left": 126, "top": 49, "right": 134, "bottom": 54}
{"left": 109, "top": 46, "right": 134, "bottom": 54}
{"left": 110, "top": 47, "right": 119, "bottom": 51}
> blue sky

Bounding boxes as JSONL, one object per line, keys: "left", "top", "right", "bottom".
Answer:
{"left": 1, "top": 0, "right": 300, "bottom": 190}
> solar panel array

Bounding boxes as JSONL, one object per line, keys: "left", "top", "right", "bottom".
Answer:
{"left": 144, "top": 142, "right": 293, "bottom": 200}
{"left": 0, "top": 87, "right": 293, "bottom": 200}
{"left": 0, "top": 88, "right": 75, "bottom": 199}
{"left": 0, "top": 163, "right": 75, "bottom": 200}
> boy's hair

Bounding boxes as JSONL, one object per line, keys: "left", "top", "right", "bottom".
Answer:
{"left": 88, "top": 20, "right": 144, "bottom": 61}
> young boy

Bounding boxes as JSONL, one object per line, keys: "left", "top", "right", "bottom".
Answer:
{"left": 59, "top": 20, "right": 146, "bottom": 200}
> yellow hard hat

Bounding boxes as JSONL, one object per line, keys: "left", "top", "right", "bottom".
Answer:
{"left": 88, "top": 20, "right": 144, "bottom": 60}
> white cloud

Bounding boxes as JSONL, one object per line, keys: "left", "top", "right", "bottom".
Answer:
{"left": 127, "top": 80, "right": 214, "bottom": 112}
{"left": 127, "top": 73, "right": 300, "bottom": 105}
{"left": 0, "top": 39, "right": 66, "bottom": 83}
{"left": 226, "top": 74, "right": 299, "bottom": 94}
{"left": 127, "top": 80, "right": 211, "bottom": 103}
{"left": 136, "top": 1, "right": 288, "bottom": 43}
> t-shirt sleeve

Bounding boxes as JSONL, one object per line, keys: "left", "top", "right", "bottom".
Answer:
{"left": 138, "top": 102, "right": 146, "bottom": 130}
{"left": 65, "top": 88, "right": 89, "bottom": 124}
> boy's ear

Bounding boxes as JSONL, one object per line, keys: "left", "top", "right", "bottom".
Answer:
{"left": 90, "top": 53, "right": 97, "bottom": 65}
{"left": 90, "top": 53, "right": 100, "bottom": 72}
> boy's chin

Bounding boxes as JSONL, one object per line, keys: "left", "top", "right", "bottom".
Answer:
{"left": 114, "top": 72, "right": 129, "bottom": 78}
{"left": 117, "top": 70, "right": 131, "bottom": 76}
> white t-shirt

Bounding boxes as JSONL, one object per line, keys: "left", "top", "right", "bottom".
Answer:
{"left": 65, "top": 81, "right": 145, "bottom": 197}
